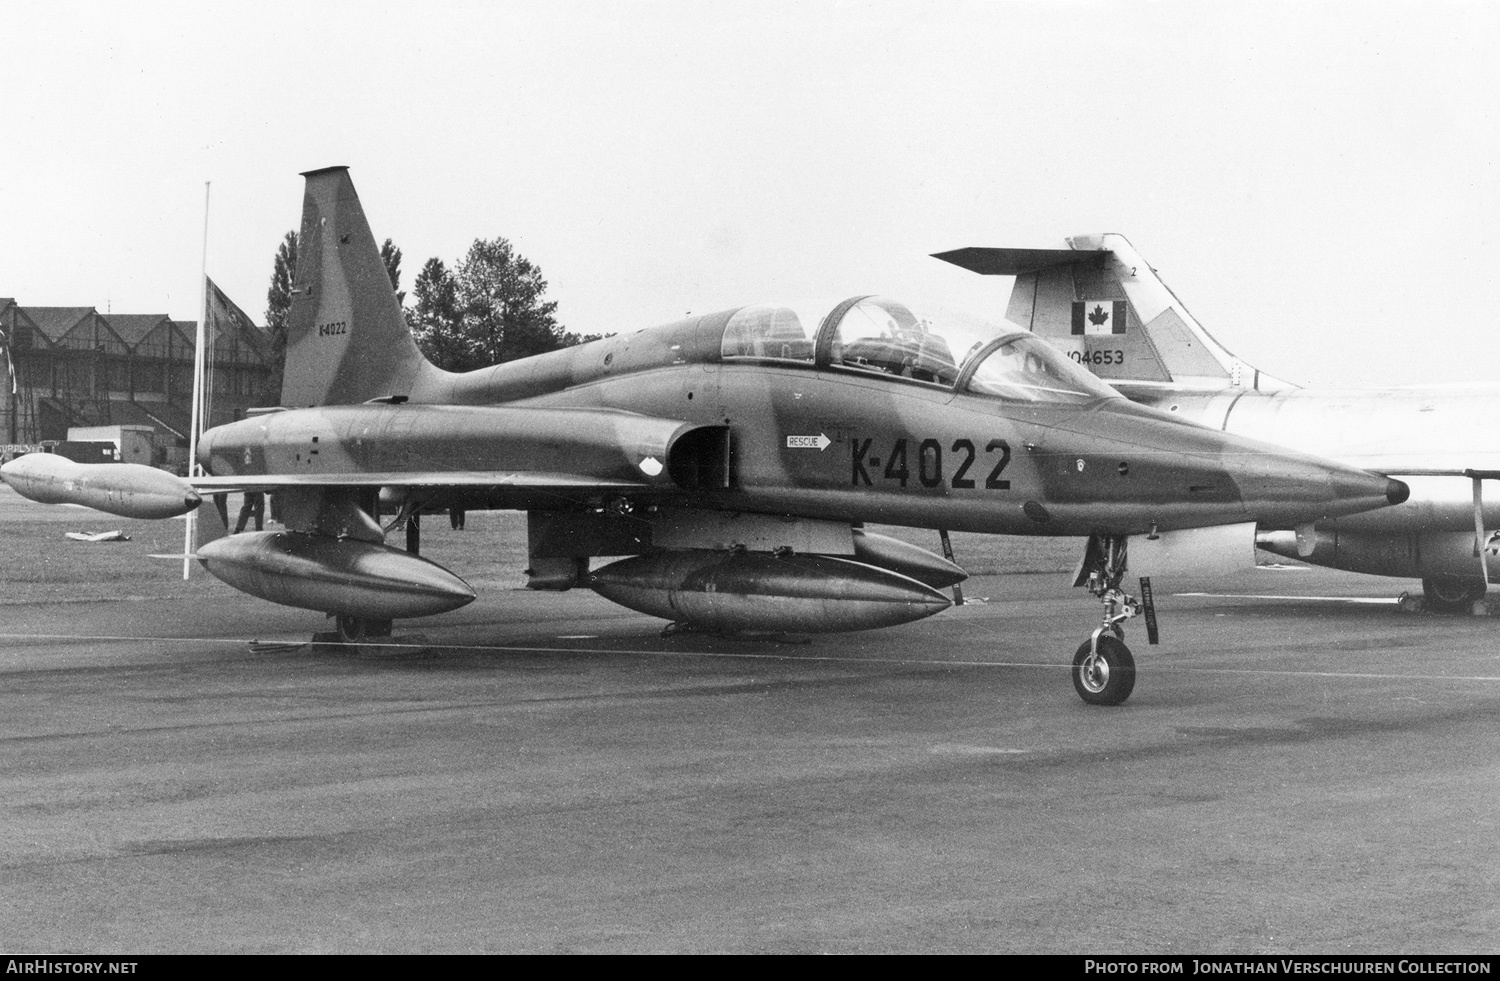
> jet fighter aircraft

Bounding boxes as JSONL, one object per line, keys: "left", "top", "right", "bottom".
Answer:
{"left": 936, "top": 235, "right": 1499, "bottom": 613}
{"left": 2, "top": 170, "right": 1409, "bottom": 705}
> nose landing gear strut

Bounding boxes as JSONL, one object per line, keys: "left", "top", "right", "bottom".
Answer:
{"left": 1072, "top": 534, "right": 1155, "bottom": 705}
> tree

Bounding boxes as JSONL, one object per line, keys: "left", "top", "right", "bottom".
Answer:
{"left": 409, "top": 237, "right": 592, "bottom": 372}
{"left": 407, "top": 258, "right": 469, "bottom": 371}
{"left": 458, "top": 237, "right": 563, "bottom": 365}
{"left": 263, "top": 230, "right": 298, "bottom": 403}
{"left": 380, "top": 238, "right": 405, "bottom": 306}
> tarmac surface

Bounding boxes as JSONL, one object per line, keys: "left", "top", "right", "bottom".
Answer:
{"left": 1, "top": 486, "right": 1496, "bottom": 953}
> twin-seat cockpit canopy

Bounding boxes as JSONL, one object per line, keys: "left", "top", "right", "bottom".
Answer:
{"left": 718, "top": 295, "right": 1117, "bottom": 404}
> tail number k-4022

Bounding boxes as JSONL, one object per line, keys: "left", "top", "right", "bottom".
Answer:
{"left": 852, "top": 437, "right": 1011, "bottom": 490}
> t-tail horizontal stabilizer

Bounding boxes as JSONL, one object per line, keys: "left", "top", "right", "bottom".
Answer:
{"left": 934, "top": 234, "right": 1295, "bottom": 394}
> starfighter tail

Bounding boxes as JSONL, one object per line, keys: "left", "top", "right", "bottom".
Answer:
{"left": 933, "top": 234, "right": 1295, "bottom": 394}
{"left": 281, "top": 167, "right": 439, "bottom": 407}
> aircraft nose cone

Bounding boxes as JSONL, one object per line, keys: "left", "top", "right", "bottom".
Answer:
{"left": 1322, "top": 467, "right": 1406, "bottom": 512}
{"left": 1230, "top": 451, "right": 1411, "bottom": 528}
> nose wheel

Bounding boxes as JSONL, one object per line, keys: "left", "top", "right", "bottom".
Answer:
{"left": 1073, "top": 632, "right": 1136, "bottom": 705}
{"left": 1072, "top": 533, "right": 1154, "bottom": 705}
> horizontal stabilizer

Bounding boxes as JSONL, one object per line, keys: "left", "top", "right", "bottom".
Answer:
{"left": 935, "top": 233, "right": 1295, "bottom": 394}
{"left": 931, "top": 247, "right": 1106, "bottom": 277}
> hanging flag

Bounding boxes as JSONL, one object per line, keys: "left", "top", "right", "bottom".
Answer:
{"left": 206, "top": 278, "right": 258, "bottom": 339}
{"left": 0, "top": 325, "right": 15, "bottom": 396}
{"left": 1071, "top": 300, "right": 1128, "bottom": 336}
{"left": 201, "top": 278, "right": 258, "bottom": 430}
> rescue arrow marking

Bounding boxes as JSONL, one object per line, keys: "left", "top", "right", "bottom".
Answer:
{"left": 786, "top": 434, "right": 831, "bottom": 451}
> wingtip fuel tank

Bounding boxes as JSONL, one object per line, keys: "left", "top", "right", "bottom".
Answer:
{"left": 0, "top": 454, "right": 201, "bottom": 519}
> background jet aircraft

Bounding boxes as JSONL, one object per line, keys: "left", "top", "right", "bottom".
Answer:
{"left": 3, "top": 170, "right": 1408, "bottom": 705}
{"left": 936, "top": 235, "right": 1500, "bottom": 612}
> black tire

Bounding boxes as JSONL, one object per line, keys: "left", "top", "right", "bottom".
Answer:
{"left": 1072, "top": 635, "right": 1136, "bottom": 706}
{"left": 1421, "top": 576, "right": 1487, "bottom": 614}
{"left": 336, "top": 616, "right": 394, "bottom": 643}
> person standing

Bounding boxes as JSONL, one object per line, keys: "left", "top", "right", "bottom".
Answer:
{"left": 234, "top": 491, "right": 265, "bottom": 533}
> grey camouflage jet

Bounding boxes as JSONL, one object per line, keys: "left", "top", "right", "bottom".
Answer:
{"left": 2, "top": 170, "right": 1409, "bottom": 705}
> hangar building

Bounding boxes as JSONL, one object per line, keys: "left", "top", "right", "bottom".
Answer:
{"left": 0, "top": 291, "right": 275, "bottom": 471}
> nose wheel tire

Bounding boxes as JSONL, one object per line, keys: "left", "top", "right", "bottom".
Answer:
{"left": 336, "top": 615, "right": 394, "bottom": 644}
{"left": 1072, "top": 635, "right": 1136, "bottom": 706}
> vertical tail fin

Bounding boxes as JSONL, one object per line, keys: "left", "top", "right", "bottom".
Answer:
{"left": 934, "top": 234, "right": 1294, "bottom": 393}
{"left": 281, "top": 167, "right": 437, "bottom": 407}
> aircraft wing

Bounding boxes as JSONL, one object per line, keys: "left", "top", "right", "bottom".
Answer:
{"left": 1368, "top": 468, "right": 1500, "bottom": 479}
{"left": 190, "top": 472, "right": 650, "bottom": 493}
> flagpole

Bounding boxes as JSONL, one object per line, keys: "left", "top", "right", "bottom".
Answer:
{"left": 184, "top": 181, "right": 210, "bottom": 580}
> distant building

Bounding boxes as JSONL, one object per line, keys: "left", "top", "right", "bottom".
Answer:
{"left": 0, "top": 292, "right": 275, "bottom": 471}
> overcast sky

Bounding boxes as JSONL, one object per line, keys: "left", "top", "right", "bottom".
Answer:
{"left": 2, "top": 0, "right": 1496, "bottom": 388}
